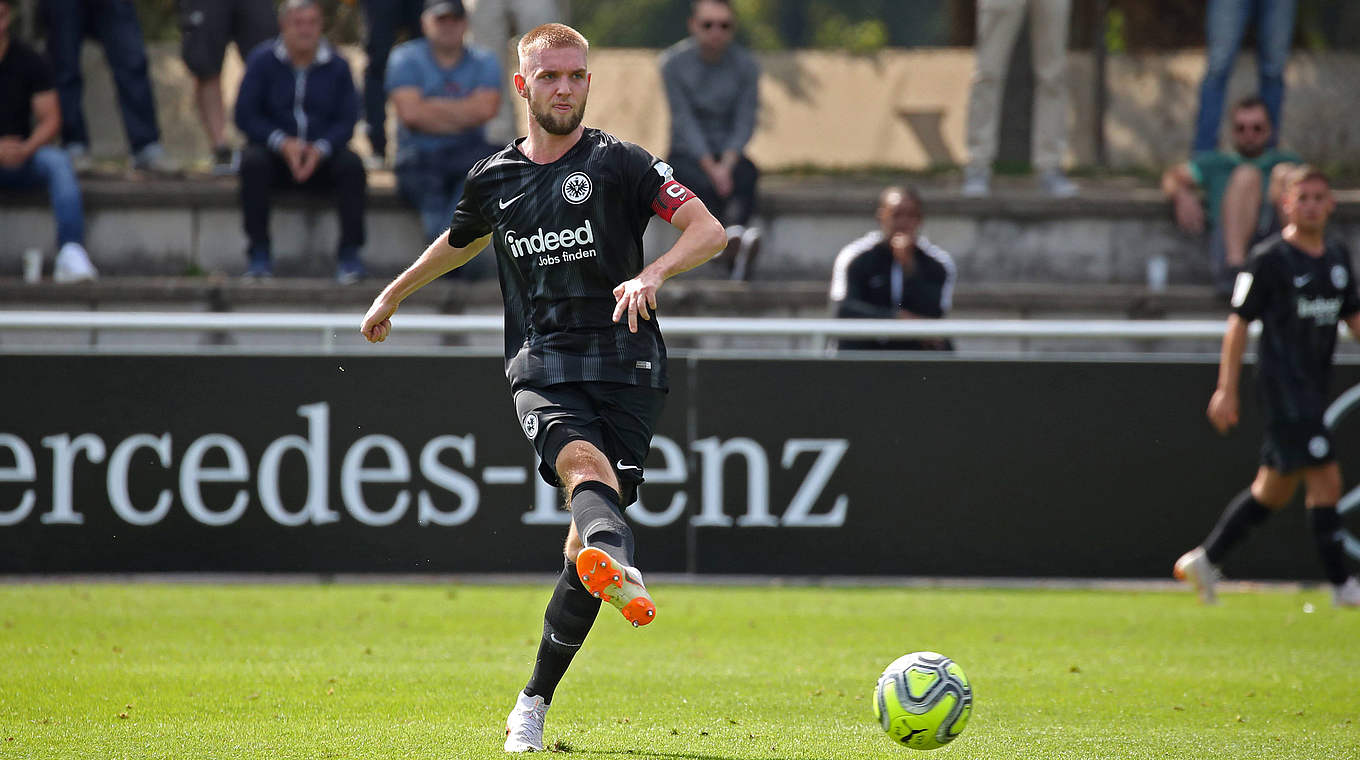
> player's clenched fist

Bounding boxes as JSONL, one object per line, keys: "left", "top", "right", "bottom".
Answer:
{"left": 1206, "top": 388, "right": 1239, "bottom": 434}
{"left": 361, "top": 299, "right": 396, "bottom": 343}
{"left": 612, "top": 274, "right": 660, "bottom": 333}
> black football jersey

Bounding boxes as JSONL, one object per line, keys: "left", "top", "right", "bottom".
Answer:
{"left": 448, "top": 128, "right": 675, "bottom": 390}
{"left": 1232, "top": 235, "right": 1360, "bottom": 420}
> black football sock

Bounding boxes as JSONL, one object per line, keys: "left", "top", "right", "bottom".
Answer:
{"left": 570, "top": 480, "right": 635, "bottom": 566}
{"left": 1307, "top": 506, "right": 1350, "bottom": 586}
{"left": 1203, "top": 490, "right": 1273, "bottom": 565}
{"left": 524, "top": 559, "right": 601, "bottom": 704}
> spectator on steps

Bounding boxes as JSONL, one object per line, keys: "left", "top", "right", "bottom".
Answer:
{"left": 1192, "top": 0, "right": 1297, "bottom": 153}
{"left": 0, "top": 0, "right": 95, "bottom": 281}
{"left": 961, "top": 0, "right": 1077, "bottom": 198}
{"left": 1163, "top": 95, "right": 1299, "bottom": 297}
{"left": 830, "top": 186, "right": 956, "bottom": 352}
{"left": 358, "top": 0, "right": 424, "bottom": 169}
{"left": 659, "top": 0, "right": 761, "bottom": 280}
{"left": 40, "top": 0, "right": 179, "bottom": 173}
{"left": 387, "top": 0, "right": 499, "bottom": 278}
{"left": 178, "top": 0, "right": 277, "bottom": 175}
{"left": 234, "top": 0, "right": 366, "bottom": 282}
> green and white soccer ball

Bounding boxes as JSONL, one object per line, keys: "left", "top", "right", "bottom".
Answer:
{"left": 873, "top": 651, "right": 973, "bottom": 750}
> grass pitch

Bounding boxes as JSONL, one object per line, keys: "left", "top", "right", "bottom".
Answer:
{"left": 1, "top": 583, "right": 1357, "bottom": 759}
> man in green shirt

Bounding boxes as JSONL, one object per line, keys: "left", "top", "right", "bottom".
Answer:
{"left": 1162, "top": 95, "right": 1300, "bottom": 296}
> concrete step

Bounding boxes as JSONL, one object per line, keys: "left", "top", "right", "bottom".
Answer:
{"left": 4, "top": 176, "right": 1358, "bottom": 285}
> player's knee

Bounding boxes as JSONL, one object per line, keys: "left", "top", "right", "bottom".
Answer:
{"left": 1250, "top": 474, "right": 1294, "bottom": 508}
{"left": 555, "top": 444, "right": 617, "bottom": 494}
{"left": 1305, "top": 480, "right": 1342, "bottom": 506}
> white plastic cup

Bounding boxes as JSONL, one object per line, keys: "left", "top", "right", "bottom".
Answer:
{"left": 1146, "top": 254, "right": 1168, "bottom": 292}
{"left": 22, "top": 248, "right": 42, "bottom": 283}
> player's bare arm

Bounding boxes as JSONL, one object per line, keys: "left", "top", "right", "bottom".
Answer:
{"left": 611, "top": 198, "right": 726, "bottom": 333}
{"left": 361, "top": 230, "right": 491, "bottom": 342}
{"left": 1207, "top": 313, "right": 1249, "bottom": 434}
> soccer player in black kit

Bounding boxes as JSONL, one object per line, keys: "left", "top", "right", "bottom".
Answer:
{"left": 1175, "top": 166, "right": 1360, "bottom": 608}
{"left": 360, "top": 22, "right": 727, "bottom": 753}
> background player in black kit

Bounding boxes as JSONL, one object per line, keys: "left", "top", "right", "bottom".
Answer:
{"left": 1175, "top": 166, "right": 1360, "bottom": 609}
{"left": 359, "top": 22, "right": 727, "bottom": 753}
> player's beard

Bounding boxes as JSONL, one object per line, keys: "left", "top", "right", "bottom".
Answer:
{"left": 530, "top": 93, "right": 588, "bottom": 136}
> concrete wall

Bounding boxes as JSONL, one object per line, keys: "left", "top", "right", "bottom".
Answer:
{"left": 67, "top": 43, "right": 1360, "bottom": 169}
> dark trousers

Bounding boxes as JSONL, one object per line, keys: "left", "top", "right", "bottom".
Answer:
{"left": 362, "top": 0, "right": 425, "bottom": 158}
{"left": 42, "top": 0, "right": 162, "bottom": 152}
{"left": 666, "top": 152, "right": 759, "bottom": 228}
{"left": 239, "top": 144, "right": 367, "bottom": 253}
{"left": 395, "top": 142, "right": 497, "bottom": 278}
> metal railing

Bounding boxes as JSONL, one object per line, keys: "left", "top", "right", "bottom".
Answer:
{"left": 0, "top": 311, "right": 1251, "bottom": 353}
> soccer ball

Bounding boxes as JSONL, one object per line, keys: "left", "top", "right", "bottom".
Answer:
{"left": 872, "top": 651, "right": 973, "bottom": 750}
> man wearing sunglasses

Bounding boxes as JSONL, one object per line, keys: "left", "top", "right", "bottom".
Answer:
{"left": 659, "top": 0, "right": 761, "bottom": 279}
{"left": 1162, "top": 95, "right": 1300, "bottom": 298}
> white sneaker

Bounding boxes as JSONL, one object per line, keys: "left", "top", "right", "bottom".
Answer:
{"left": 53, "top": 242, "right": 98, "bottom": 283}
{"left": 65, "top": 144, "right": 93, "bottom": 174}
{"left": 961, "top": 165, "right": 990, "bottom": 197}
{"left": 131, "top": 143, "right": 182, "bottom": 175}
{"left": 1038, "top": 168, "right": 1079, "bottom": 197}
{"left": 1333, "top": 577, "right": 1360, "bottom": 608}
{"left": 504, "top": 691, "right": 548, "bottom": 753}
{"left": 1173, "top": 546, "right": 1220, "bottom": 605}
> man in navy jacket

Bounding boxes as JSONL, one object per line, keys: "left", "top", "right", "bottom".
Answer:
{"left": 235, "top": 0, "right": 366, "bottom": 282}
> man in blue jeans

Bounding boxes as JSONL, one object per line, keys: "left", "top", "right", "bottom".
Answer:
{"left": 1193, "top": 0, "right": 1297, "bottom": 153}
{"left": 386, "top": 0, "right": 499, "bottom": 278}
{"left": 0, "top": 0, "right": 95, "bottom": 281}
{"left": 40, "top": 0, "right": 178, "bottom": 173}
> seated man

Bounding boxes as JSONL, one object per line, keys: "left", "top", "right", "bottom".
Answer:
{"left": 659, "top": 0, "right": 760, "bottom": 279}
{"left": 387, "top": 0, "right": 499, "bottom": 278}
{"left": 1162, "top": 95, "right": 1300, "bottom": 296}
{"left": 829, "top": 186, "right": 956, "bottom": 352}
{"left": 0, "top": 0, "right": 95, "bottom": 281}
{"left": 234, "top": 0, "right": 366, "bottom": 282}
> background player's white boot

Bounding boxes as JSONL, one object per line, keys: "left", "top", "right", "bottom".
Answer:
{"left": 1173, "top": 546, "right": 1220, "bottom": 605}
{"left": 504, "top": 691, "right": 548, "bottom": 752}
{"left": 1333, "top": 577, "right": 1360, "bottom": 608}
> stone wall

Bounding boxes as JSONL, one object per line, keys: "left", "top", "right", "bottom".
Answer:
{"left": 67, "top": 43, "right": 1360, "bottom": 169}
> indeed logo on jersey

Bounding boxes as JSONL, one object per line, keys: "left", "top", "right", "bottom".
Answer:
{"left": 1297, "top": 295, "right": 1343, "bottom": 325}
{"left": 504, "top": 220, "right": 597, "bottom": 266}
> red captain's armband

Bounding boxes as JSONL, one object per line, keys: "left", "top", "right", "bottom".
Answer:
{"left": 651, "top": 179, "right": 696, "bottom": 221}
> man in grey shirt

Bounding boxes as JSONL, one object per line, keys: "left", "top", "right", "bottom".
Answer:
{"left": 658, "top": 0, "right": 760, "bottom": 277}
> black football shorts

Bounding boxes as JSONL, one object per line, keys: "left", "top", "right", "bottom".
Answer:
{"left": 513, "top": 381, "right": 666, "bottom": 506}
{"left": 1260, "top": 417, "right": 1335, "bottom": 473}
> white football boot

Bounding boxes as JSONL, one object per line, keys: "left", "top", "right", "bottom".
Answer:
{"left": 1173, "top": 546, "right": 1221, "bottom": 605}
{"left": 504, "top": 691, "right": 548, "bottom": 753}
{"left": 1333, "top": 576, "right": 1360, "bottom": 608}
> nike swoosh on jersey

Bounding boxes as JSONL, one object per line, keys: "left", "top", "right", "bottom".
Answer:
{"left": 616, "top": 460, "right": 641, "bottom": 471}
{"left": 498, "top": 193, "right": 526, "bottom": 209}
{"left": 1294, "top": 275, "right": 1312, "bottom": 287}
